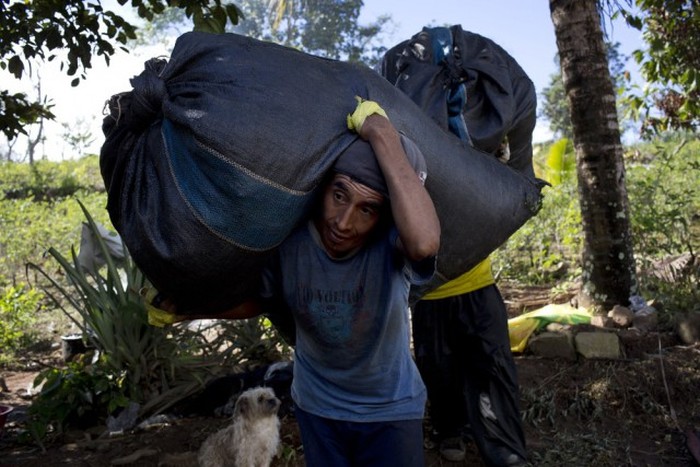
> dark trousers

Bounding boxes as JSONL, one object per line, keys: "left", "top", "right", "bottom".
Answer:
{"left": 412, "top": 284, "right": 527, "bottom": 466}
{"left": 294, "top": 405, "right": 424, "bottom": 467}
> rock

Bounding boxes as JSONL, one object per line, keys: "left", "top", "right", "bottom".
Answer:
{"left": 575, "top": 331, "right": 621, "bottom": 359}
{"left": 608, "top": 305, "right": 634, "bottom": 328}
{"left": 545, "top": 322, "right": 572, "bottom": 332}
{"left": 528, "top": 331, "right": 577, "bottom": 360}
{"left": 59, "top": 443, "right": 81, "bottom": 452}
{"left": 633, "top": 306, "right": 659, "bottom": 333}
{"left": 106, "top": 401, "right": 140, "bottom": 432}
{"left": 676, "top": 312, "right": 700, "bottom": 344}
{"left": 591, "top": 315, "right": 615, "bottom": 329}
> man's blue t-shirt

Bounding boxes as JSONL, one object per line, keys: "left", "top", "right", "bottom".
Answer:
{"left": 261, "top": 221, "right": 433, "bottom": 422}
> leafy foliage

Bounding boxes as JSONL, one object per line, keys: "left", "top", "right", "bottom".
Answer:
{"left": 28, "top": 361, "right": 131, "bottom": 441}
{"left": 539, "top": 66, "right": 572, "bottom": 140}
{"left": 628, "top": 138, "right": 699, "bottom": 258}
{"left": 620, "top": 0, "right": 700, "bottom": 134}
{"left": 626, "top": 136, "right": 700, "bottom": 314}
{"left": 242, "top": 0, "right": 391, "bottom": 66}
{"left": 0, "top": 193, "right": 108, "bottom": 284}
{"left": 0, "top": 0, "right": 242, "bottom": 140}
{"left": 0, "top": 283, "right": 43, "bottom": 363}
{"left": 0, "top": 90, "right": 55, "bottom": 141}
{"left": 0, "top": 154, "right": 292, "bottom": 442}
{"left": 59, "top": 119, "right": 96, "bottom": 157}
{"left": 535, "top": 138, "right": 576, "bottom": 186}
{"left": 1, "top": 155, "right": 104, "bottom": 200}
{"left": 493, "top": 140, "right": 581, "bottom": 285}
{"left": 493, "top": 177, "right": 583, "bottom": 286}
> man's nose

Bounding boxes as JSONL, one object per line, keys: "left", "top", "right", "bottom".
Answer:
{"left": 336, "top": 206, "right": 354, "bottom": 231}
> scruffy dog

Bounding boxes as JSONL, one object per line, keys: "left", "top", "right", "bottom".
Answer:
{"left": 198, "top": 386, "right": 281, "bottom": 467}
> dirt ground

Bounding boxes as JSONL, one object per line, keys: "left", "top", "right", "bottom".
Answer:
{"left": 1, "top": 286, "right": 700, "bottom": 466}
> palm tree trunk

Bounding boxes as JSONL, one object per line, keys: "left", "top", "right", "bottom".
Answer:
{"left": 549, "top": 0, "right": 637, "bottom": 310}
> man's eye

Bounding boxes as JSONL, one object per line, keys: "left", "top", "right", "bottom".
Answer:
{"left": 361, "top": 206, "right": 377, "bottom": 216}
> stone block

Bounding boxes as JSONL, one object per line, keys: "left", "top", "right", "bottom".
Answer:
{"left": 575, "top": 331, "right": 621, "bottom": 359}
{"left": 528, "top": 331, "right": 577, "bottom": 360}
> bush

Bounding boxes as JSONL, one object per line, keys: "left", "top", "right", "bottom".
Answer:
{"left": 0, "top": 192, "right": 110, "bottom": 286}
{"left": 627, "top": 137, "right": 700, "bottom": 315}
{"left": 494, "top": 139, "right": 582, "bottom": 285}
{"left": 28, "top": 360, "right": 130, "bottom": 441}
{"left": 0, "top": 284, "right": 43, "bottom": 363}
{"left": 0, "top": 156, "right": 104, "bottom": 201}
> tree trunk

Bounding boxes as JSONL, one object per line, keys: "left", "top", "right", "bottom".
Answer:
{"left": 549, "top": 0, "right": 637, "bottom": 310}
{"left": 26, "top": 118, "right": 43, "bottom": 164}
{"left": 25, "top": 76, "right": 46, "bottom": 164}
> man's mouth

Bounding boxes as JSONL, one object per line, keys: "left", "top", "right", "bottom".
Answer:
{"left": 328, "top": 228, "right": 349, "bottom": 244}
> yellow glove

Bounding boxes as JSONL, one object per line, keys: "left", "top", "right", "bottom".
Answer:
{"left": 147, "top": 304, "right": 185, "bottom": 327}
{"left": 140, "top": 287, "right": 184, "bottom": 327}
{"left": 346, "top": 96, "right": 388, "bottom": 132}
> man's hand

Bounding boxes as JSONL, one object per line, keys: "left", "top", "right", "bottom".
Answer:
{"left": 147, "top": 304, "right": 186, "bottom": 327}
{"left": 347, "top": 96, "right": 388, "bottom": 133}
{"left": 140, "top": 287, "right": 186, "bottom": 327}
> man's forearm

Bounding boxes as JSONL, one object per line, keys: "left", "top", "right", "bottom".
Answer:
{"left": 360, "top": 115, "right": 441, "bottom": 261}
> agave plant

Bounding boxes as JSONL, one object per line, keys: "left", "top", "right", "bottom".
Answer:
{"left": 27, "top": 200, "right": 240, "bottom": 421}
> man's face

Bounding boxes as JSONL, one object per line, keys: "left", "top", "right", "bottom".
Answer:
{"left": 315, "top": 174, "right": 385, "bottom": 258}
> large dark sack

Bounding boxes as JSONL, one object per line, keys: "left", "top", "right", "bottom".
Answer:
{"left": 101, "top": 31, "right": 542, "bottom": 315}
{"left": 381, "top": 25, "right": 538, "bottom": 178}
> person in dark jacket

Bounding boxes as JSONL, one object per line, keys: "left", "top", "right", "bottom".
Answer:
{"left": 381, "top": 25, "right": 535, "bottom": 466}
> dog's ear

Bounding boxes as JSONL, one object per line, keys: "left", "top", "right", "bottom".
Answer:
{"left": 235, "top": 395, "right": 250, "bottom": 415}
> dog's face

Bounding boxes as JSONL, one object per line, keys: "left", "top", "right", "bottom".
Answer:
{"left": 234, "top": 387, "right": 280, "bottom": 421}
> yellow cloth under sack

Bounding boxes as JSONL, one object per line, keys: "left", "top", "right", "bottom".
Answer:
{"left": 508, "top": 303, "right": 591, "bottom": 353}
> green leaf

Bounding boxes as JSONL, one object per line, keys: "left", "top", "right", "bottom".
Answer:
{"left": 545, "top": 138, "right": 571, "bottom": 186}
{"left": 225, "top": 3, "right": 242, "bottom": 24}
{"left": 192, "top": 9, "right": 205, "bottom": 30}
{"left": 627, "top": 15, "right": 643, "bottom": 30}
{"left": 8, "top": 56, "right": 24, "bottom": 79}
{"left": 212, "top": 5, "right": 226, "bottom": 25}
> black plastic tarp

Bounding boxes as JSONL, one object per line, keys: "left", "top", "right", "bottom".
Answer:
{"left": 101, "top": 31, "right": 542, "bottom": 315}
